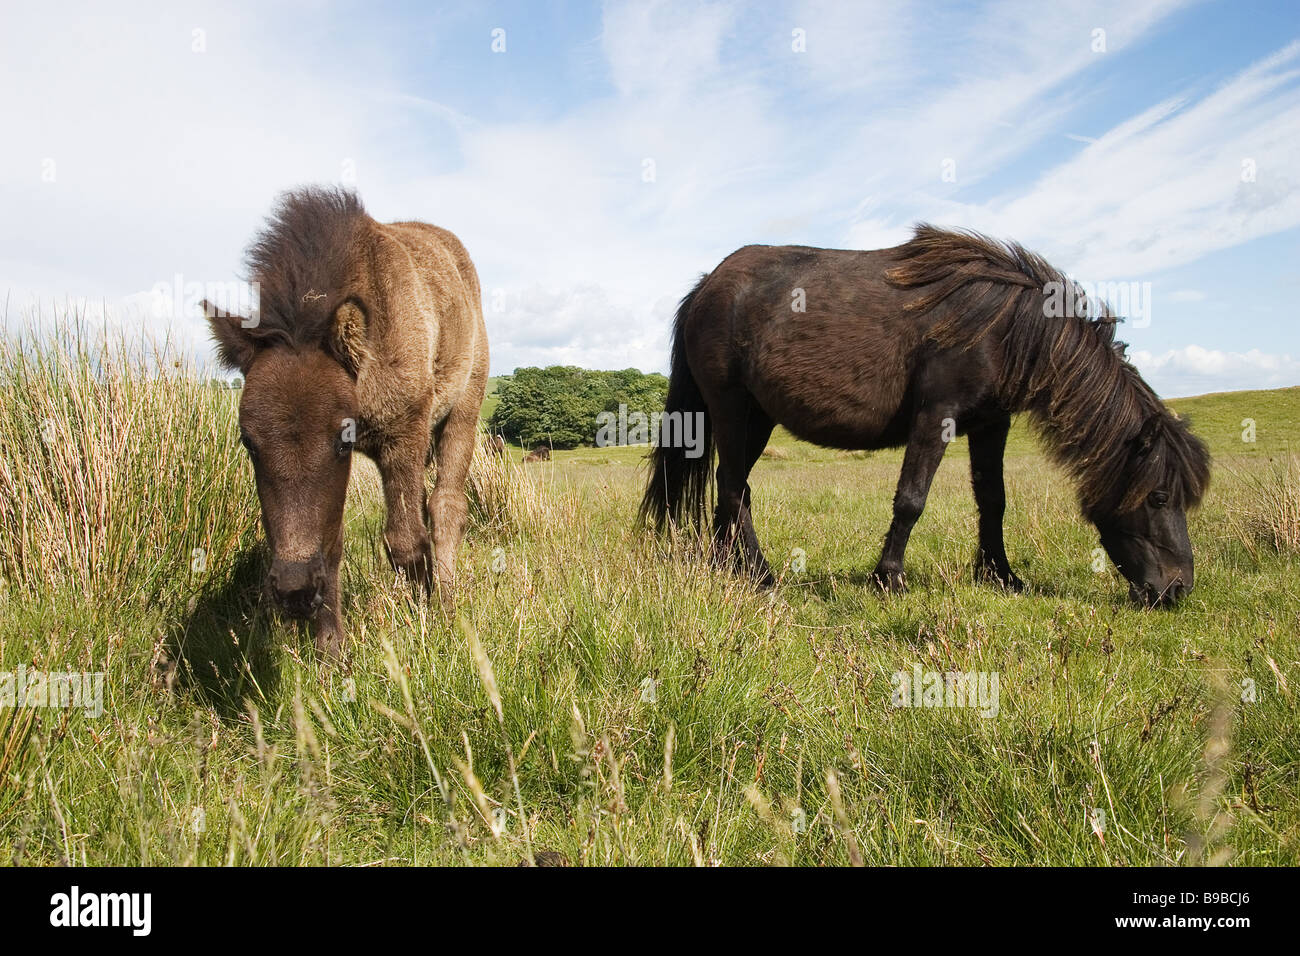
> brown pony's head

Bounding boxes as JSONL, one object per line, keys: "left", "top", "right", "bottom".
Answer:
{"left": 203, "top": 185, "right": 371, "bottom": 619}
{"left": 1084, "top": 412, "right": 1211, "bottom": 608}
{"left": 206, "top": 299, "right": 366, "bottom": 617}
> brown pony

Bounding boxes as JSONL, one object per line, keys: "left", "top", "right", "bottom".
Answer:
{"left": 484, "top": 433, "right": 506, "bottom": 458}
{"left": 204, "top": 187, "right": 488, "bottom": 657}
{"left": 641, "top": 225, "right": 1210, "bottom": 607}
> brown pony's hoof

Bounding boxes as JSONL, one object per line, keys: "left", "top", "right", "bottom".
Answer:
{"left": 517, "top": 850, "right": 569, "bottom": 867}
{"left": 871, "top": 567, "right": 907, "bottom": 593}
{"left": 314, "top": 628, "right": 347, "bottom": 663}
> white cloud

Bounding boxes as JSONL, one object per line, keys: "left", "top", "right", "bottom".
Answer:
{"left": 1132, "top": 345, "right": 1300, "bottom": 397}
{"left": 485, "top": 284, "right": 678, "bottom": 374}
{"left": 945, "top": 40, "right": 1300, "bottom": 277}
{"left": 1, "top": 0, "right": 1295, "bottom": 390}
{"left": 602, "top": 0, "right": 738, "bottom": 98}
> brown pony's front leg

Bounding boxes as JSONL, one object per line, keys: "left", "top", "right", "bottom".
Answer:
{"left": 430, "top": 393, "right": 481, "bottom": 606}
{"left": 872, "top": 408, "right": 953, "bottom": 592}
{"left": 378, "top": 434, "right": 435, "bottom": 590}
{"left": 314, "top": 527, "right": 346, "bottom": 660}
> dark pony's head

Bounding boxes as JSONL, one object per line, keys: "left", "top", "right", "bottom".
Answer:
{"left": 204, "top": 186, "right": 371, "bottom": 618}
{"left": 1080, "top": 408, "right": 1210, "bottom": 606}
{"left": 891, "top": 225, "right": 1212, "bottom": 606}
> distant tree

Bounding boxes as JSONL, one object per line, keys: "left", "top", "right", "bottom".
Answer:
{"left": 489, "top": 366, "right": 669, "bottom": 449}
{"left": 605, "top": 368, "right": 668, "bottom": 416}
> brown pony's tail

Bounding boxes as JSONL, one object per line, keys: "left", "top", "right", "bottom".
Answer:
{"left": 639, "top": 280, "right": 713, "bottom": 533}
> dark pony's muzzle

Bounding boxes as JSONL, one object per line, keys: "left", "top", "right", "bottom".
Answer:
{"left": 269, "top": 558, "right": 326, "bottom": 618}
{"left": 1130, "top": 573, "right": 1191, "bottom": 608}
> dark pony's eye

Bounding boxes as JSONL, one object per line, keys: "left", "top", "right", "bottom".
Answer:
{"left": 1148, "top": 490, "right": 1169, "bottom": 509}
{"left": 240, "top": 432, "right": 258, "bottom": 460}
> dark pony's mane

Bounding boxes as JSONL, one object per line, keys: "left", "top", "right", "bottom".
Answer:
{"left": 242, "top": 186, "right": 369, "bottom": 351}
{"left": 886, "top": 224, "right": 1210, "bottom": 515}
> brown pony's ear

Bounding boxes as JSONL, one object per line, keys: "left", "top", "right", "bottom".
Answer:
{"left": 330, "top": 299, "right": 370, "bottom": 376}
{"left": 202, "top": 299, "right": 258, "bottom": 372}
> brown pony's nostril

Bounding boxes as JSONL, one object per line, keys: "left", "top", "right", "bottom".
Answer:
{"left": 274, "top": 584, "right": 323, "bottom": 617}
{"left": 269, "top": 560, "right": 325, "bottom": 617}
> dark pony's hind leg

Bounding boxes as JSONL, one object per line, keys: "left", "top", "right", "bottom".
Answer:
{"left": 968, "top": 413, "right": 1024, "bottom": 591}
{"left": 709, "top": 393, "right": 775, "bottom": 586}
{"left": 872, "top": 406, "right": 953, "bottom": 592}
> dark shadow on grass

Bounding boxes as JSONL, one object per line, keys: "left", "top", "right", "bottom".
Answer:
{"left": 789, "top": 559, "right": 1126, "bottom": 608}
{"left": 790, "top": 565, "right": 936, "bottom": 601}
{"left": 166, "top": 546, "right": 284, "bottom": 720}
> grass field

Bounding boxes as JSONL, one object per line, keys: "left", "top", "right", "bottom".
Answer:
{"left": 1, "top": 327, "right": 1297, "bottom": 866}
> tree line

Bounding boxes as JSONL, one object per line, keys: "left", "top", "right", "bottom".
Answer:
{"left": 488, "top": 366, "right": 668, "bottom": 449}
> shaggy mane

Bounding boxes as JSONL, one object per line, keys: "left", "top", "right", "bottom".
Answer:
{"left": 242, "top": 186, "right": 368, "bottom": 351}
{"left": 887, "top": 224, "right": 1210, "bottom": 514}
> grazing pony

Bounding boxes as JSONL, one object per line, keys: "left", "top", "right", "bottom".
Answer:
{"left": 641, "top": 226, "right": 1210, "bottom": 606}
{"left": 204, "top": 187, "right": 488, "bottom": 657}
{"left": 484, "top": 433, "right": 507, "bottom": 458}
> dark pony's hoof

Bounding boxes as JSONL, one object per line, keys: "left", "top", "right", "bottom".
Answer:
{"left": 709, "top": 542, "right": 776, "bottom": 590}
{"left": 870, "top": 566, "right": 907, "bottom": 594}
{"left": 1129, "top": 581, "right": 1187, "bottom": 608}
{"left": 976, "top": 563, "right": 1025, "bottom": 592}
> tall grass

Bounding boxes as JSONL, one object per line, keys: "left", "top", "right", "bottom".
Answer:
{"left": 466, "top": 442, "right": 554, "bottom": 537}
{"left": 1232, "top": 454, "right": 1300, "bottom": 556}
{"left": 0, "top": 320, "right": 258, "bottom": 603}
{"left": 0, "top": 319, "right": 1295, "bottom": 866}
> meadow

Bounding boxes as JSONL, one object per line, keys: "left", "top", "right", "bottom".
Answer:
{"left": 0, "top": 327, "right": 1296, "bottom": 866}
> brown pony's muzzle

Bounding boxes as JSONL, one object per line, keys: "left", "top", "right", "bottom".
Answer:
{"left": 269, "top": 557, "right": 326, "bottom": 618}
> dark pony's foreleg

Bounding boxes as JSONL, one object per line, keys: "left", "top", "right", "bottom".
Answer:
{"left": 709, "top": 394, "right": 775, "bottom": 586}
{"left": 872, "top": 407, "right": 953, "bottom": 592}
{"left": 968, "top": 413, "right": 1024, "bottom": 591}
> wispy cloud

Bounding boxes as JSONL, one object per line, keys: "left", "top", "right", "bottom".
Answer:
{"left": 1133, "top": 345, "right": 1300, "bottom": 397}
{"left": 966, "top": 40, "right": 1300, "bottom": 277}
{"left": 0, "top": 0, "right": 1296, "bottom": 401}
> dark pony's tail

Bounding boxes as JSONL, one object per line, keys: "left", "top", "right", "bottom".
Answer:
{"left": 639, "top": 279, "right": 713, "bottom": 533}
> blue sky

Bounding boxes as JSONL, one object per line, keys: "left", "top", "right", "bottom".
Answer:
{"left": 1, "top": 0, "right": 1298, "bottom": 396}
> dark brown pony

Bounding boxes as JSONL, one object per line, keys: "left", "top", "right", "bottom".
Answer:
{"left": 205, "top": 187, "right": 488, "bottom": 657}
{"left": 641, "top": 226, "right": 1210, "bottom": 606}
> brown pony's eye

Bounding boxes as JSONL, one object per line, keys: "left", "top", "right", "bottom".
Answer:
{"left": 1148, "top": 490, "right": 1169, "bottom": 509}
{"left": 335, "top": 436, "right": 354, "bottom": 459}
